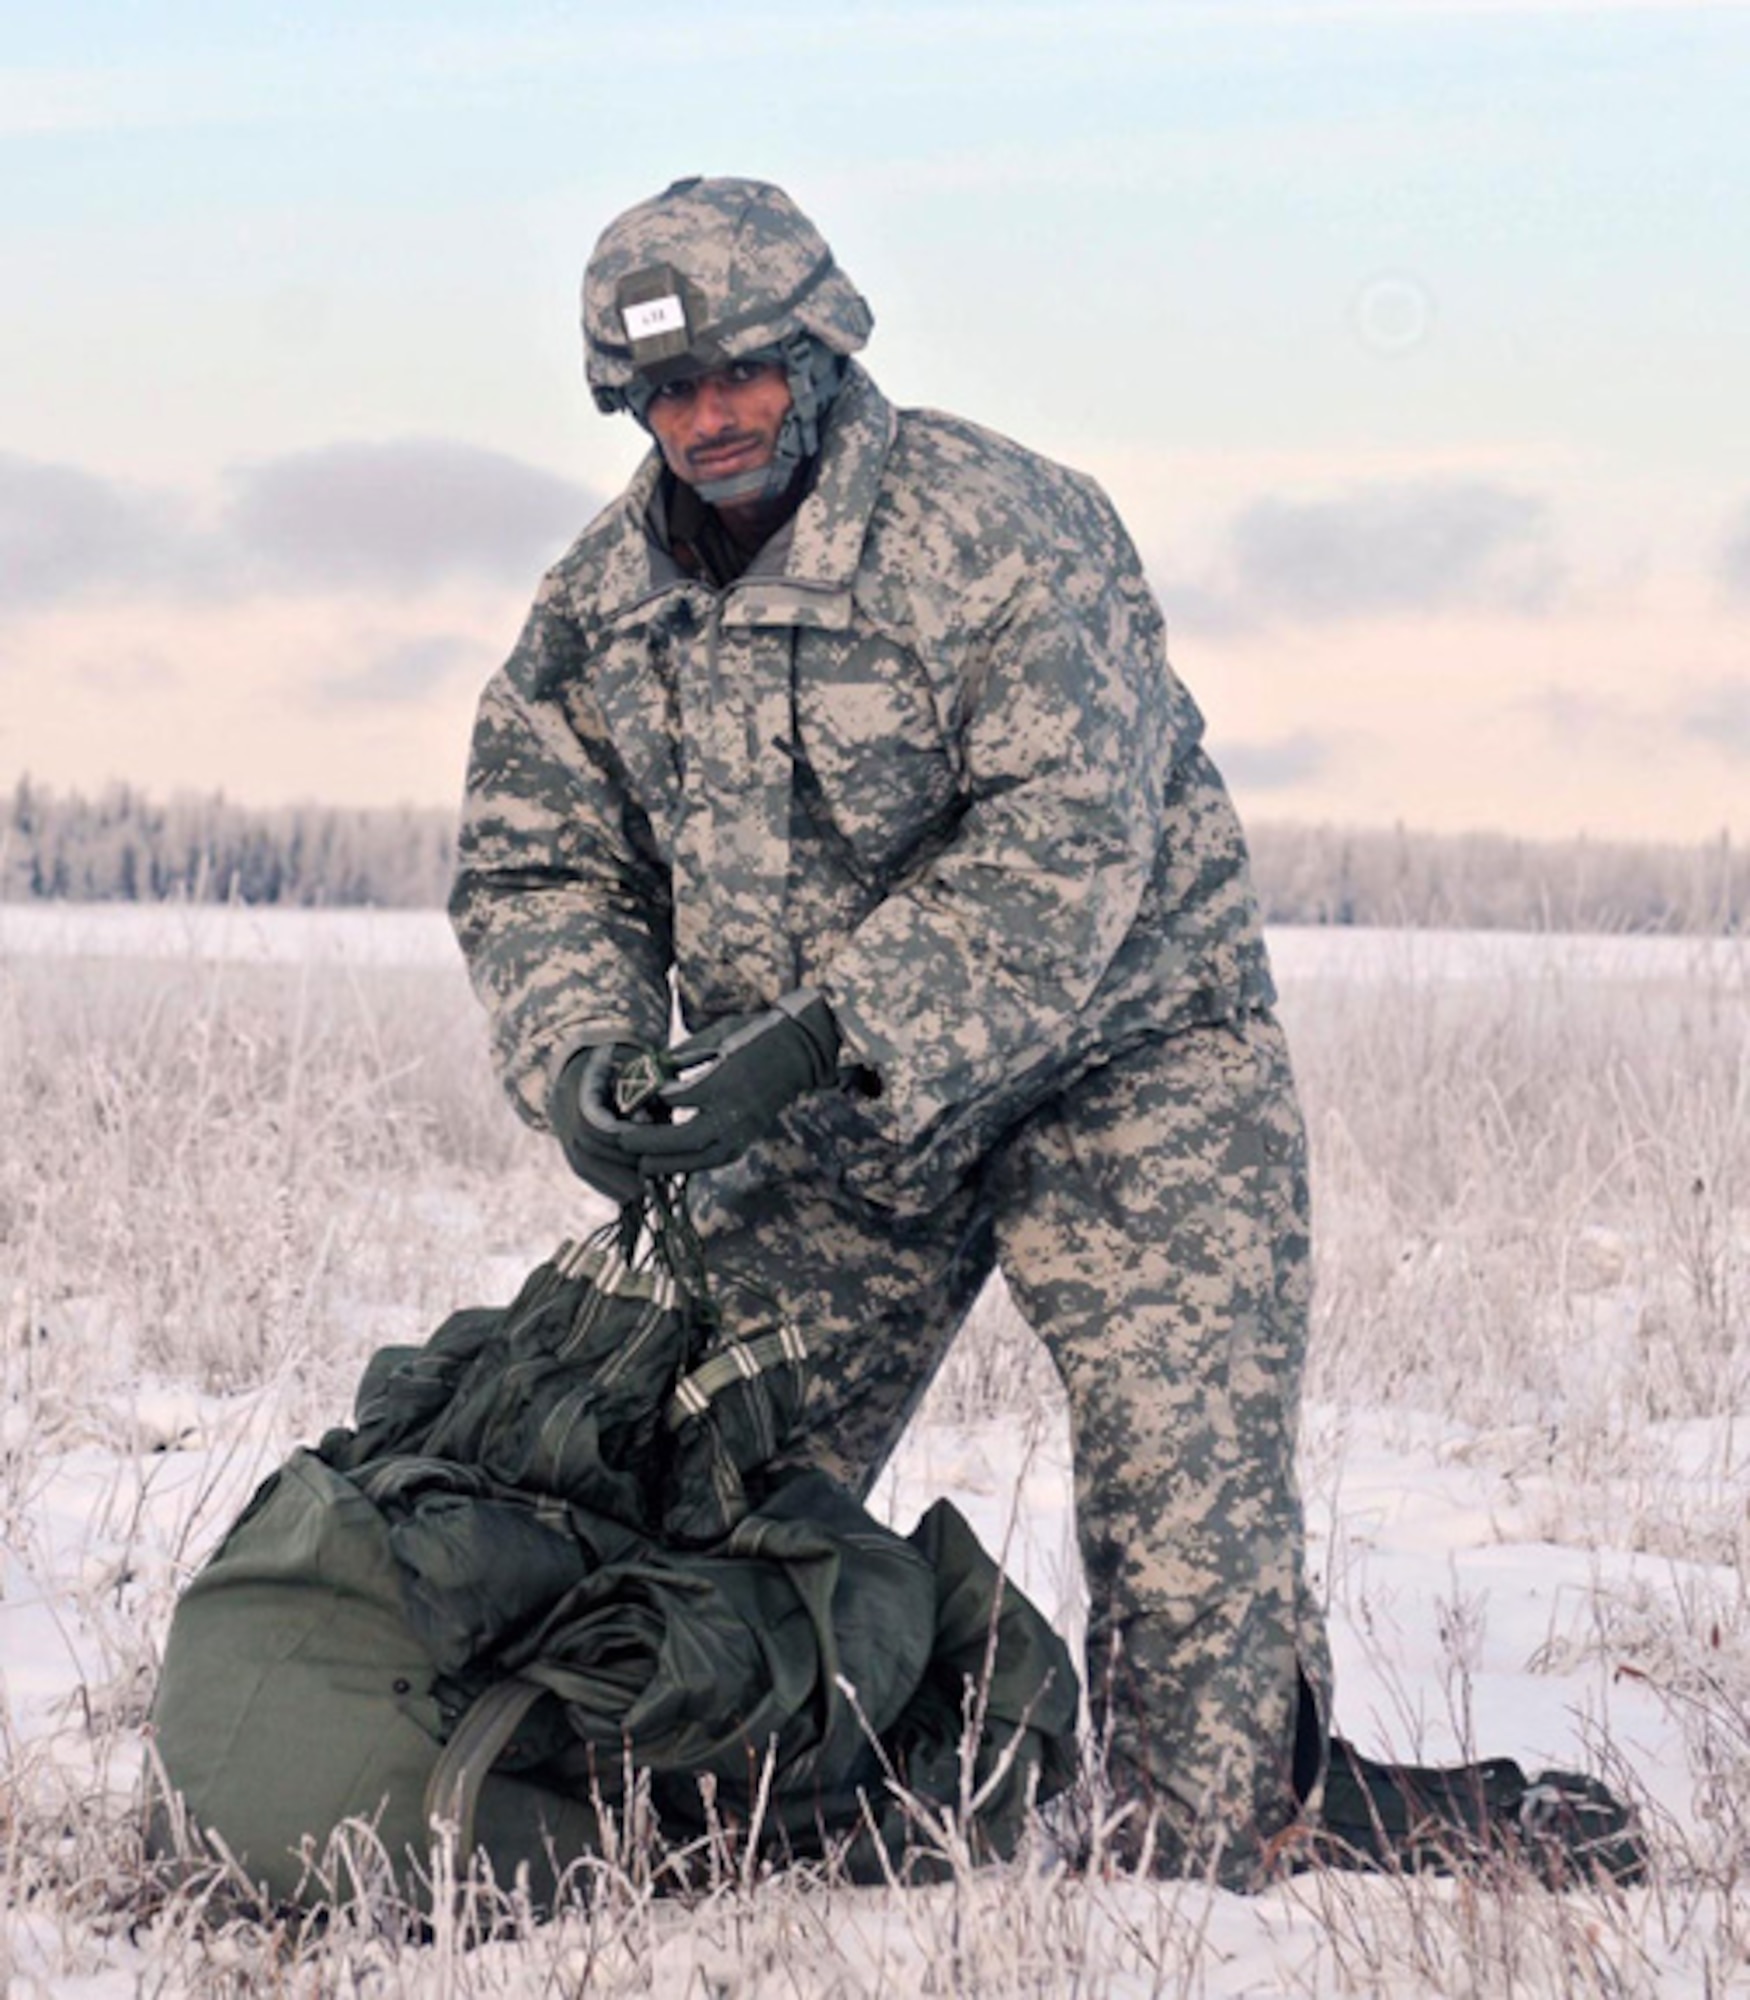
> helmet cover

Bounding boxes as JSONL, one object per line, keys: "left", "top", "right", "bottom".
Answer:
{"left": 582, "top": 176, "right": 873, "bottom": 406}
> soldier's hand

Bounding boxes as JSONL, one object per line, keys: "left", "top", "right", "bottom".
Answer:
{"left": 549, "top": 1041, "right": 648, "bottom": 1205}
{"left": 620, "top": 991, "right": 840, "bottom": 1177}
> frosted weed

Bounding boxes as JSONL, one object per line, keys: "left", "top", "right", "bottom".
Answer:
{"left": 3, "top": 920, "right": 1747, "bottom": 1994}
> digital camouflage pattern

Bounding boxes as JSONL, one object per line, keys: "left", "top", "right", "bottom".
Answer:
{"left": 581, "top": 175, "right": 873, "bottom": 403}
{"left": 452, "top": 363, "right": 1274, "bottom": 1215}
{"left": 451, "top": 282, "right": 1331, "bottom": 1876}
{"left": 685, "top": 1009, "right": 1331, "bottom": 1883}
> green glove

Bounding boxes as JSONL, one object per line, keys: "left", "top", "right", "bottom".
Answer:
{"left": 619, "top": 991, "right": 841, "bottom": 1177}
{"left": 548, "top": 1041, "right": 647, "bottom": 1205}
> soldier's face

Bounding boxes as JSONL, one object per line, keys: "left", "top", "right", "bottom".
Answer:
{"left": 644, "top": 360, "right": 792, "bottom": 492}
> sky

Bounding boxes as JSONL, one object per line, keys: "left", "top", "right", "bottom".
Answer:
{"left": 3, "top": 0, "right": 1747, "bottom": 843}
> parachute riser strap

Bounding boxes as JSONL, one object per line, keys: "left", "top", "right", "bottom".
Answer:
{"left": 641, "top": 1179, "right": 719, "bottom": 1329}
{"left": 423, "top": 1676, "right": 549, "bottom": 1868}
{"left": 665, "top": 1321, "right": 810, "bottom": 1430}
{"left": 608, "top": 1039, "right": 803, "bottom": 1347}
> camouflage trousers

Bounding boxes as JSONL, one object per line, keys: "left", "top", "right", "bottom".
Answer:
{"left": 689, "top": 1007, "right": 1332, "bottom": 1885}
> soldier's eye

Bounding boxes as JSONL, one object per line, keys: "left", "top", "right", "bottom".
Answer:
{"left": 651, "top": 380, "right": 694, "bottom": 404}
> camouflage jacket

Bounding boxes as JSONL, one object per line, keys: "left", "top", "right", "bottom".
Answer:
{"left": 451, "top": 365, "right": 1274, "bottom": 1212}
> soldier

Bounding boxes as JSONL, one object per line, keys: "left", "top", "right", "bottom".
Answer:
{"left": 450, "top": 175, "right": 1332, "bottom": 1884}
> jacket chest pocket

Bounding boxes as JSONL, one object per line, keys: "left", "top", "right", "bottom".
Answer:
{"left": 793, "top": 631, "right": 965, "bottom": 885}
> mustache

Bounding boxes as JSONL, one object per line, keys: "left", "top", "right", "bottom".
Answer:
{"left": 684, "top": 427, "right": 765, "bottom": 465}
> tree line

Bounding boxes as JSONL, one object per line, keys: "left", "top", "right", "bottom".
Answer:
{"left": 1, "top": 777, "right": 1742, "bottom": 933}
{"left": 1, "top": 778, "right": 456, "bottom": 909}
{"left": 1244, "top": 818, "right": 1745, "bottom": 936}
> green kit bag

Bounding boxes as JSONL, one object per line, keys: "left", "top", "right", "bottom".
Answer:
{"left": 149, "top": 1203, "right": 1080, "bottom": 1911}
{"left": 149, "top": 1447, "right": 603, "bottom": 1908}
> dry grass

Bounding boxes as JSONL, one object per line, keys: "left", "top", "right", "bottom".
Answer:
{"left": 1283, "top": 941, "right": 1750, "bottom": 1554}
{"left": 0, "top": 952, "right": 577, "bottom": 1414}
{"left": 3, "top": 923, "right": 1748, "bottom": 1995}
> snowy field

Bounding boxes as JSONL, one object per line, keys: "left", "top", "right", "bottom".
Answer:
{"left": 3, "top": 908, "right": 1747, "bottom": 1995}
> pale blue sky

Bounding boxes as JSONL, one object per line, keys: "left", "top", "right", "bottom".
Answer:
{"left": 4, "top": 2, "right": 1747, "bottom": 838}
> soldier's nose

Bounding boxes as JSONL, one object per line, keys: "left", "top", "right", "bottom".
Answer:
{"left": 694, "top": 376, "right": 736, "bottom": 425}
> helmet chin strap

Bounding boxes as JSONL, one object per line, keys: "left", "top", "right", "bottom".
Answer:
{"left": 692, "top": 455, "right": 794, "bottom": 508}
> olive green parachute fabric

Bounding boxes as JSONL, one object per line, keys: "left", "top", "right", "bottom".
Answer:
{"left": 149, "top": 1215, "right": 1080, "bottom": 1910}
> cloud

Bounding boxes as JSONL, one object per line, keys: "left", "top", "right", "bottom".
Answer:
{"left": 1215, "top": 731, "right": 1333, "bottom": 789}
{"left": 1164, "top": 479, "right": 1566, "bottom": 633}
{"left": 1157, "top": 576, "right": 1251, "bottom": 638}
{"left": 0, "top": 442, "right": 599, "bottom": 609}
{"left": 71, "top": 649, "right": 183, "bottom": 695}
{"left": 1681, "top": 679, "right": 1750, "bottom": 759}
{"left": 0, "top": 453, "right": 193, "bottom": 607}
{"left": 1533, "top": 678, "right": 1750, "bottom": 765}
{"left": 225, "top": 440, "right": 597, "bottom": 591}
{"left": 1223, "top": 479, "right": 1563, "bottom": 623}
{"left": 1719, "top": 501, "right": 1750, "bottom": 601}
{"left": 318, "top": 632, "right": 488, "bottom": 705}
{"left": 1523, "top": 684, "right": 1632, "bottom": 744}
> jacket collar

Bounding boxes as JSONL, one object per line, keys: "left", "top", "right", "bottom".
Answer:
{"left": 593, "top": 364, "right": 897, "bottom": 630}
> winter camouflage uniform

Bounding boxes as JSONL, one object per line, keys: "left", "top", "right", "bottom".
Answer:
{"left": 451, "top": 179, "right": 1332, "bottom": 1883}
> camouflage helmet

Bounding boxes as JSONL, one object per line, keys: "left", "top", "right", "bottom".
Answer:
{"left": 582, "top": 176, "right": 873, "bottom": 408}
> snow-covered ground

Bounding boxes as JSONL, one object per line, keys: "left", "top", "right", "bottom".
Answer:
{"left": 6, "top": 899, "right": 1745, "bottom": 987}
{"left": 0, "top": 899, "right": 458, "bottom": 965}
{"left": 3, "top": 909, "right": 1747, "bottom": 1995}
